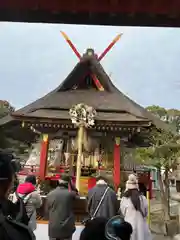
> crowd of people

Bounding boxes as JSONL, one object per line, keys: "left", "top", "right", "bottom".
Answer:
{"left": 0, "top": 151, "right": 152, "bottom": 240}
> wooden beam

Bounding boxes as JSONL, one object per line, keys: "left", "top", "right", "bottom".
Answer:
{"left": 1, "top": 0, "right": 179, "bottom": 15}
{"left": 1, "top": 0, "right": 180, "bottom": 27}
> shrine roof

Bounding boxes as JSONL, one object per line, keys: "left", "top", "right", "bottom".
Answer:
{"left": 0, "top": 54, "right": 172, "bottom": 131}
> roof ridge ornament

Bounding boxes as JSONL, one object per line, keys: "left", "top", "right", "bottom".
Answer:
{"left": 60, "top": 31, "right": 123, "bottom": 91}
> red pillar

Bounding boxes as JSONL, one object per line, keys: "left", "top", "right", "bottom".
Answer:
{"left": 88, "top": 177, "right": 96, "bottom": 190}
{"left": 39, "top": 134, "right": 49, "bottom": 180}
{"left": 113, "top": 137, "right": 121, "bottom": 191}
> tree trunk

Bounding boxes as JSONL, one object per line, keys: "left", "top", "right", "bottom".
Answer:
{"left": 157, "top": 168, "right": 170, "bottom": 221}
{"left": 164, "top": 167, "right": 170, "bottom": 220}
{"left": 176, "top": 180, "right": 180, "bottom": 192}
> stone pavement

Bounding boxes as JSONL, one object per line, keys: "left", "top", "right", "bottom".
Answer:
{"left": 35, "top": 224, "right": 83, "bottom": 240}
{"left": 150, "top": 199, "right": 178, "bottom": 215}
{"left": 174, "top": 234, "right": 180, "bottom": 240}
{"left": 150, "top": 186, "right": 178, "bottom": 214}
{"left": 35, "top": 224, "right": 174, "bottom": 240}
{"left": 150, "top": 196, "right": 179, "bottom": 236}
{"left": 152, "top": 235, "right": 172, "bottom": 240}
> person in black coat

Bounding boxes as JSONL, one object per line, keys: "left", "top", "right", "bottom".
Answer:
{"left": 0, "top": 151, "right": 34, "bottom": 240}
{"left": 87, "top": 176, "right": 119, "bottom": 219}
{"left": 80, "top": 217, "right": 108, "bottom": 240}
{"left": 0, "top": 152, "right": 22, "bottom": 219}
{"left": 46, "top": 175, "right": 78, "bottom": 240}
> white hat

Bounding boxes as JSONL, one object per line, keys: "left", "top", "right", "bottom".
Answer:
{"left": 126, "top": 174, "right": 139, "bottom": 190}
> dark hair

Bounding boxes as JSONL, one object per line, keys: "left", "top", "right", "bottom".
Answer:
{"left": 96, "top": 175, "right": 108, "bottom": 183}
{"left": 138, "top": 182, "right": 147, "bottom": 196}
{"left": 25, "top": 175, "right": 36, "bottom": 185}
{"left": 58, "top": 181, "right": 69, "bottom": 188}
{"left": 0, "top": 152, "right": 15, "bottom": 196}
{"left": 80, "top": 217, "right": 108, "bottom": 240}
{"left": 114, "top": 221, "right": 133, "bottom": 240}
{"left": 0, "top": 152, "right": 14, "bottom": 182}
{"left": 123, "top": 189, "right": 141, "bottom": 211}
{"left": 58, "top": 174, "right": 70, "bottom": 188}
{"left": 61, "top": 174, "right": 70, "bottom": 182}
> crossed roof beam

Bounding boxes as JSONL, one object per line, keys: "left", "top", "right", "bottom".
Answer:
{"left": 60, "top": 31, "right": 122, "bottom": 91}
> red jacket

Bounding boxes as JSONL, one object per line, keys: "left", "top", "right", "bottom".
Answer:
{"left": 17, "top": 182, "right": 35, "bottom": 195}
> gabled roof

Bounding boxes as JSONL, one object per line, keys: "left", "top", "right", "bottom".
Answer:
{"left": 0, "top": 53, "right": 171, "bottom": 130}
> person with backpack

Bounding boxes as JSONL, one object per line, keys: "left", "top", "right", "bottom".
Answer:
{"left": 0, "top": 151, "right": 35, "bottom": 240}
{"left": 13, "top": 175, "right": 42, "bottom": 232}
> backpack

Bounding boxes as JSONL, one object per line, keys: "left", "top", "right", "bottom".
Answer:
{"left": 0, "top": 205, "right": 35, "bottom": 240}
{"left": 14, "top": 192, "right": 29, "bottom": 225}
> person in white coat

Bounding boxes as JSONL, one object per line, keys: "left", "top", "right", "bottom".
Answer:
{"left": 120, "top": 174, "right": 152, "bottom": 240}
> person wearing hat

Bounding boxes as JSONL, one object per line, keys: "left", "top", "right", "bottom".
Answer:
{"left": 125, "top": 173, "right": 139, "bottom": 191}
{"left": 120, "top": 174, "right": 152, "bottom": 240}
{"left": 46, "top": 174, "right": 79, "bottom": 240}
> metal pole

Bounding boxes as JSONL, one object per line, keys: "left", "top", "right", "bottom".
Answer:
{"left": 146, "top": 190, "right": 151, "bottom": 226}
{"left": 76, "top": 125, "right": 84, "bottom": 191}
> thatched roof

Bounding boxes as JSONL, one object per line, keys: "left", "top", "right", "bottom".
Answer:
{"left": 0, "top": 52, "right": 171, "bottom": 130}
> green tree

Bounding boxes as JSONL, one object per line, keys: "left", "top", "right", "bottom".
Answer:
{"left": 0, "top": 100, "right": 15, "bottom": 149}
{"left": 146, "top": 105, "right": 167, "bottom": 118}
{"left": 0, "top": 100, "right": 14, "bottom": 118}
{"left": 0, "top": 100, "right": 28, "bottom": 154}
{"left": 135, "top": 105, "right": 180, "bottom": 223}
{"left": 147, "top": 105, "right": 180, "bottom": 133}
{"left": 135, "top": 133, "right": 180, "bottom": 222}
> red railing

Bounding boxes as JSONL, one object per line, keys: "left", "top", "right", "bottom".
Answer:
{"left": 18, "top": 165, "right": 70, "bottom": 179}
{"left": 18, "top": 165, "right": 40, "bottom": 176}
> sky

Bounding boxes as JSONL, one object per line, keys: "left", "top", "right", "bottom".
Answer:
{"left": 0, "top": 22, "right": 180, "bottom": 110}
